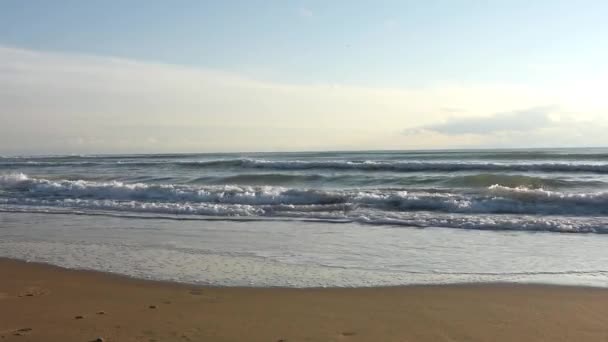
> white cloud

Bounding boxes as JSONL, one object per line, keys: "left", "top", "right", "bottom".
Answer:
{"left": 405, "top": 107, "right": 557, "bottom": 135}
{"left": 1, "top": 45, "right": 607, "bottom": 154}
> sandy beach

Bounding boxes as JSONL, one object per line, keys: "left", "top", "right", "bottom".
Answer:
{"left": 1, "top": 258, "right": 607, "bottom": 342}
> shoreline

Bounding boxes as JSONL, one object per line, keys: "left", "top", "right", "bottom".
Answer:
{"left": 2, "top": 258, "right": 608, "bottom": 341}
{"left": 2, "top": 256, "right": 608, "bottom": 291}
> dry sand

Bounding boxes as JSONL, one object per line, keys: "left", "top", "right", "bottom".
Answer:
{"left": 1, "top": 258, "right": 608, "bottom": 342}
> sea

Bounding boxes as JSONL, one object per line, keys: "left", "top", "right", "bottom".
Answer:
{"left": 1, "top": 149, "right": 608, "bottom": 287}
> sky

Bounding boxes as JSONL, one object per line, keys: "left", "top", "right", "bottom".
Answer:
{"left": 1, "top": 0, "right": 608, "bottom": 154}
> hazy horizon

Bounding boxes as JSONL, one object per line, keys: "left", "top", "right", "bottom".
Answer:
{"left": 4, "top": 146, "right": 608, "bottom": 158}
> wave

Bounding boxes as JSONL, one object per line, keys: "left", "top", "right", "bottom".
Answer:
{"left": 2, "top": 201, "right": 608, "bottom": 234}
{"left": 192, "top": 173, "right": 441, "bottom": 187}
{"left": 3, "top": 174, "right": 608, "bottom": 233}
{"left": 171, "top": 159, "right": 608, "bottom": 174}
{"left": 389, "top": 151, "right": 608, "bottom": 161}
{"left": 4, "top": 171, "right": 590, "bottom": 189}
{"left": 0, "top": 161, "right": 105, "bottom": 168}
{"left": 5, "top": 157, "right": 608, "bottom": 174}
{"left": 442, "top": 174, "right": 587, "bottom": 189}
{"left": 189, "top": 173, "right": 598, "bottom": 189}
{"left": 192, "top": 173, "right": 327, "bottom": 185}
{"left": 4, "top": 174, "right": 608, "bottom": 217}
{"left": 170, "top": 159, "right": 608, "bottom": 174}
{"left": 0, "top": 173, "right": 348, "bottom": 206}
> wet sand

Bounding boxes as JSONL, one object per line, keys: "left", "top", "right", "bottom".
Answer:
{"left": 1, "top": 258, "right": 608, "bottom": 342}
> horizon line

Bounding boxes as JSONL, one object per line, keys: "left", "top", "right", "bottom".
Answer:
{"left": 3, "top": 146, "right": 608, "bottom": 158}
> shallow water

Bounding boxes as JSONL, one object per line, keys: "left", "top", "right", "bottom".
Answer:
{"left": 1, "top": 212, "right": 607, "bottom": 287}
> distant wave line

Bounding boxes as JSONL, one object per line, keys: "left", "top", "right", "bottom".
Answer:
{"left": 5, "top": 158, "right": 608, "bottom": 174}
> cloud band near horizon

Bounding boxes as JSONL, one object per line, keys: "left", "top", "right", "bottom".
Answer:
{"left": 1, "top": 45, "right": 607, "bottom": 154}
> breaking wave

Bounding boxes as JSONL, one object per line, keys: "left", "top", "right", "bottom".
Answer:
{"left": 2, "top": 174, "right": 608, "bottom": 233}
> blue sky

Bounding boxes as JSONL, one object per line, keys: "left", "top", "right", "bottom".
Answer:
{"left": 1, "top": 1, "right": 608, "bottom": 153}
{"left": 3, "top": 0, "right": 607, "bottom": 85}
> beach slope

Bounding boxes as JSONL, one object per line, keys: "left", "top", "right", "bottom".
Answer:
{"left": 1, "top": 258, "right": 607, "bottom": 342}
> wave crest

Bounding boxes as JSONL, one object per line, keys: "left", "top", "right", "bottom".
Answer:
{"left": 3, "top": 174, "right": 608, "bottom": 217}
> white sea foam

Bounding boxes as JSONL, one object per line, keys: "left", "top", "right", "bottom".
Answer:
{"left": 1, "top": 212, "right": 608, "bottom": 287}
{"left": 3, "top": 174, "right": 608, "bottom": 222}
{"left": 2, "top": 199, "right": 608, "bottom": 234}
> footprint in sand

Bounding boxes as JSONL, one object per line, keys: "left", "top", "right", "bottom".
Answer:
{"left": 188, "top": 289, "right": 218, "bottom": 302}
{"left": 18, "top": 286, "right": 50, "bottom": 298}
{"left": 339, "top": 332, "right": 357, "bottom": 338}
{"left": 12, "top": 328, "right": 33, "bottom": 336}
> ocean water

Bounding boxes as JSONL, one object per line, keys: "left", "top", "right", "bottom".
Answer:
{"left": 1, "top": 149, "right": 608, "bottom": 287}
